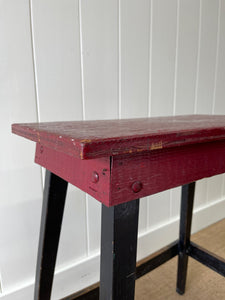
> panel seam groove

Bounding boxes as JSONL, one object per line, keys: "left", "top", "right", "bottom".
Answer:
{"left": 29, "top": 0, "right": 40, "bottom": 123}
{"left": 147, "top": 0, "right": 153, "bottom": 228}
{"left": 212, "top": 0, "right": 221, "bottom": 115}
{"left": 194, "top": 0, "right": 202, "bottom": 114}
{"left": 78, "top": 0, "right": 86, "bottom": 121}
{"left": 148, "top": 0, "right": 153, "bottom": 118}
{"left": 170, "top": 0, "right": 180, "bottom": 219}
{"left": 118, "top": 0, "right": 122, "bottom": 119}
{"left": 78, "top": 0, "right": 89, "bottom": 255}
{"left": 29, "top": 0, "right": 44, "bottom": 188}
{"left": 0, "top": 269, "right": 2, "bottom": 293}
{"left": 172, "top": 0, "right": 180, "bottom": 116}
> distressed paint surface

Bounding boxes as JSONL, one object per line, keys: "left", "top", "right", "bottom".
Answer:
{"left": 12, "top": 115, "right": 225, "bottom": 207}
{"left": 3, "top": 0, "right": 225, "bottom": 297}
{"left": 110, "top": 140, "right": 225, "bottom": 206}
{"left": 12, "top": 114, "right": 225, "bottom": 160}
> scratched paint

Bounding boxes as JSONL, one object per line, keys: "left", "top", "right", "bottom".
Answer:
{"left": 12, "top": 115, "right": 225, "bottom": 160}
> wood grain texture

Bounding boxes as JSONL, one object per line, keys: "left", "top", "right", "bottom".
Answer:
{"left": 110, "top": 140, "right": 225, "bottom": 206}
{"left": 33, "top": 137, "right": 225, "bottom": 207}
{"left": 12, "top": 115, "right": 225, "bottom": 160}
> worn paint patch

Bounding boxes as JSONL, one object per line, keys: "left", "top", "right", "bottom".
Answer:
{"left": 80, "top": 139, "right": 92, "bottom": 144}
{"left": 37, "top": 132, "right": 40, "bottom": 143}
{"left": 150, "top": 141, "right": 163, "bottom": 150}
{"left": 80, "top": 151, "right": 84, "bottom": 159}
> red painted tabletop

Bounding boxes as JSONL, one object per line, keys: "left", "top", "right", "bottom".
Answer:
{"left": 12, "top": 115, "right": 225, "bottom": 159}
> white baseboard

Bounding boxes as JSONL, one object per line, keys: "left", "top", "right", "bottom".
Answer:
{"left": 1, "top": 198, "right": 225, "bottom": 300}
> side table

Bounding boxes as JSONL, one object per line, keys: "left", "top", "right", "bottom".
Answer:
{"left": 12, "top": 115, "right": 225, "bottom": 299}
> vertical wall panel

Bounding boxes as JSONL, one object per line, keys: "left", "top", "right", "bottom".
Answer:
{"left": 195, "top": 0, "right": 219, "bottom": 113}
{"left": 195, "top": 0, "right": 222, "bottom": 205}
{"left": 80, "top": 0, "right": 119, "bottom": 121}
{"left": 207, "top": 174, "right": 224, "bottom": 203}
{"left": 31, "top": 0, "right": 83, "bottom": 122}
{"left": 171, "top": 0, "right": 200, "bottom": 218}
{"left": 214, "top": 0, "right": 225, "bottom": 115}
{"left": 148, "top": 191, "right": 171, "bottom": 228}
{"left": 170, "top": 186, "right": 181, "bottom": 219}
{"left": 175, "top": 0, "right": 200, "bottom": 115}
{"left": 214, "top": 0, "right": 225, "bottom": 199}
{"left": 80, "top": 0, "right": 119, "bottom": 253}
{"left": 120, "top": 0, "right": 150, "bottom": 233}
{"left": 31, "top": 0, "right": 87, "bottom": 271}
{"left": 150, "top": 0, "right": 177, "bottom": 116}
{"left": 120, "top": 0, "right": 150, "bottom": 118}
{"left": 0, "top": 0, "right": 42, "bottom": 293}
{"left": 147, "top": 0, "right": 177, "bottom": 228}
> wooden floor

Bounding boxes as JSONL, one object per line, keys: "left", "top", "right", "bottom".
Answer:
{"left": 135, "top": 218, "right": 225, "bottom": 299}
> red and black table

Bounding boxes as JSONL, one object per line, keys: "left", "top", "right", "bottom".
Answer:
{"left": 12, "top": 115, "right": 225, "bottom": 299}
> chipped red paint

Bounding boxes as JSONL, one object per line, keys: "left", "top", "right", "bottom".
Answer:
{"left": 12, "top": 115, "right": 225, "bottom": 206}
{"left": 12, "top": 115, "right": 225, "bottom": 160}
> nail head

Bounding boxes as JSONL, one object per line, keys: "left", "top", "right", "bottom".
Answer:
{"left": 132, "top": 181, "right": 142, "bottom": 193}
{"left": 92, "top": 171, "right": 99, "bottom": 183}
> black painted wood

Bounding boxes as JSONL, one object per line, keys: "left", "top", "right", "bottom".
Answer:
{"left": 189, "top": 242, "right": 225, "bottom": 277}
{"left": 136, "top": 240, "right": 178, "bottom": 279}
{"left": 176, "top": 182, "right": 195, "bottom": 295}
{"left": 64, "top": 240, "right": 178, "bottom": 300}
{"left": 34, "top": 170, "right": 68, "bottom": 300}
{"left": 62, "top": 287, "right": 100, "bottom": 300}
{"left": 100, "top": 199, "right": 139, "bottom": 300}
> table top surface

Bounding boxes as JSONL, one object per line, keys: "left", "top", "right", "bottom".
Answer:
{"left": 12, "top": 115, "right": 225, "bottom": 159}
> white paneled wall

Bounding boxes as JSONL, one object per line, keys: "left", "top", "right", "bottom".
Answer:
{"left": 175, "top": 0, "right": 199, "bottom": 115}
{"left": 0, "top": 0, "right": 43, "bottom": 294}
{"left": 1, "top": 0, "right": 225, "bottom": 299}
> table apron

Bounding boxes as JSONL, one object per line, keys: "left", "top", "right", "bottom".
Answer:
{"left": 110, "top": 140, "right": 225, "bottom": 206}
{"left": 35, "top": 140, "right": 225, "bottom": 207}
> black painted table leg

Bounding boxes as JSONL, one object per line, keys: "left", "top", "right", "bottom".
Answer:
{"left": 176, "top": 182, "right": 195, "bottom": 295}
{"left": 100, "top": 199, "right": 139, "bottom": 300}
{"left": 34, "top": 170, "right": 68, "bottom": 300}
